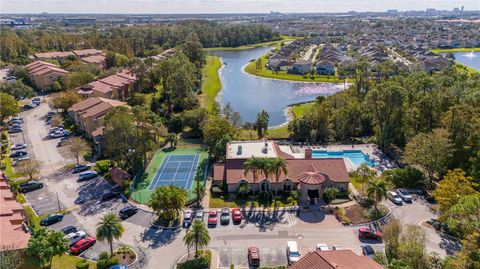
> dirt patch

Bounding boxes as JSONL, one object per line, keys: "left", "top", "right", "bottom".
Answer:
{"left": 114, "top": 246, "right": 137, "bottom": 265}
{"left": 344, "top": 204, "right": 388, "bottom": 224}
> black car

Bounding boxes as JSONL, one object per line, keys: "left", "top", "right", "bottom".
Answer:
{"left": 40, "top": 214, "right": 63, "bottom": 226}
{"left": 73, "top": 164, "right": 91, "bottom": 174}
{"left": 119, "top": 206, "right": 138, "bottom": 219}
{"left": 19, "top": 181, "right": 44, "bottom": 193}
{"left": 10, "top": 150, "right": 28, "bottom": 158}
{"left": 61, "top": 225, "right": 77, "bottom": 234}
{"left": 8, "top": 128, "right": 22, "bottom": 134}
{"left": 101, "top": 189, "right": 121, "bottom": 201}
{"left": 78, "top": 171, "right": 98, "bottom": 181}
{"left": 362, "top": 245, "right": 375, "bottom": 258}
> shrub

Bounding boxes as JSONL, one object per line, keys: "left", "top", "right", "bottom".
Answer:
{"left": 177, "top": 250, "right": 211, "bottom": 269}
{"left": 384, "top": 166, "right": 426, "bottom": 189}
{"left": 75, "top": 259, "right": 89, "bottom": 269}
{"left": 334, "top": 207, "right": 351, "bottom": 225}
{"left": 94, "top": 160, "right": 112, "bottom": 175}
{"left": 323, "top": 187, "right": 339, "bottom": 204}
{"left": 96, "top": 255, "right": 118, "bottom": 269}
{"left": 114, "top": 246, "right": 136, "bottom": 260}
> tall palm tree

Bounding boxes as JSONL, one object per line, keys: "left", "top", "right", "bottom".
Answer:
{"left": 259, "top": 158, "right": 274, "bottom": 192}
{"left": 183, "top": 220, "right": 211, "bottom": 258}
{"left": 352, "top": 164, "right": 376, "bottom": 196}
{"left": 271, "top": 158, "right": 288, "bottom": 197}
{"left": 366, "top": 178, "right": 388, "bottom": 219}
{"left": 96, "top": 213, "right": 125, "bottom": 256}
{"left": 244, "top": 157, "right": 262, "bottom": 196}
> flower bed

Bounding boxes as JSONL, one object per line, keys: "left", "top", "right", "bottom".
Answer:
{"left": 113, "top": 246, "right": 137, "bottom": 266}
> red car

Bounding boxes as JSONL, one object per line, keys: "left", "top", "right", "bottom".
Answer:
{"left": 232, "top": 208, "right": 242, "bottom": 223}
{"left": 70, "top": 236, "right": 96, "bottom": 255}
{"left": 358, "top": 227, "right": 382, "bottom": 240}
{"left": 248, "top": 247, "right": 260, "bottom": 266}
{"left": 208, "top": 210, "right": 218, "bottom": 226}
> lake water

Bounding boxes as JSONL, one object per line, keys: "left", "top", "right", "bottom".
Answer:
{"left": 209, "top": 47, "right": 345, "bottom": 127}
{"left": 450, "top": 52, "right": 480, "bottom": 71}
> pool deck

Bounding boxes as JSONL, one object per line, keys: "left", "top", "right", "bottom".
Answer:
{"left": 288, "top": 143, "right": 396, "bottom": 173}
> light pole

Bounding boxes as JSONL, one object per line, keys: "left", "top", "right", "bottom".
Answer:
{"left": 56, "top": 192, "right": 61, "bottom": 212}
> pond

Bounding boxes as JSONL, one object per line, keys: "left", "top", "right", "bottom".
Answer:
{"left": 209, "top": 47, "right": 345, "bottom": 127}
{"left": 449, "top": 51, "right": 480, "bottom": 71}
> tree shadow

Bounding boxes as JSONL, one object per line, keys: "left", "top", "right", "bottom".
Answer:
{"left": 140, "top": 226, "right": 181, "bottom": 249}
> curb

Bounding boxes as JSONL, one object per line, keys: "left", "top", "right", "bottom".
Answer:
{"left": 149, "top": 219, "right": 182, "bottom": 230}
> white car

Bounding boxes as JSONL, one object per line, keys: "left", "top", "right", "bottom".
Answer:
{"left": 331, "top": 245, "right": 344, "bottom": 250}
{"left": 286, "top": 241, "right": 301, "bottom": 265}
{"left": 67, "top": 231, "right": 87, "bottom": 246}
{"left": 316, "top": 243, "right": 329, "bottom": 251}
{"left": 396, "top": 188, "right": 413, "bottom": 202}
{"left": 195, "top": 210, "right": 204, "bottom": 222}
{"left": 183, "top": 210, "right": 193, "bottom": 227}
{"left": 11, "top": 143, "right": 27, "bottom": 150}
{"left": 13, "top": 156, "right": 30, "bottom": 166}
{"left": 387, "top": 191, "right": 403, "bottom": 205}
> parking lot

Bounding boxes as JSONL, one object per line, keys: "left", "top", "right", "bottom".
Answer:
{"left": 217, "top": 247, "right": 287, "bottom": 269}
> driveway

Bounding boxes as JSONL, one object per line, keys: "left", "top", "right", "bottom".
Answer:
{"left": 385, "top": 196, "right": 460, "bottom": 257}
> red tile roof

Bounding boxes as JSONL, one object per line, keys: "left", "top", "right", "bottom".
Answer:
{"left": 0, "top": 172, "right": 30, "bottom": 250}
{"left": 73, "top": 49, "right": 103, "bottom": 57}
{"left": 27, "top": 61, "right": 69, "bottom": 76}
{"left": 289, "top": 250, "right": 384, "bottom": 269}
{"left": 215, "top": 158, "right": 349, "bottom": 185}
{"left": 33, "top": 51, "right": 74, "bottom": 59}
{"left": 81, "top": 54, "right": 106, "bottom": 64}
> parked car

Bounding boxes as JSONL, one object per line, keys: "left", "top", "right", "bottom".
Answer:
{"left": 22, "top": 103, "right": 36, "bottom": 110}
{"left": 195, "top": 210, "right": 204, "bottom": 222}
{"left": 286, "top": 241, "right": 301, "bottom": 265}
{"left": 232, "top": 208, "right": 242, "bottom": 223}
{"left": 248, "top": 247, "right": 260, "bottom": 267}
{"left": 358, "top": 227, "right": 383, "bottom": 240}
{"left": 11, "top": 143, "right": 27, "bottom": 150}
{"left": 13, "top": 156, "right": 30, "bottom": 166}
{"left": 40, "top": 214, "right": 63, "bottom": 226}
{"left": 67, "top": 231, "right": 87, "bottom": 246}
{"left": 220, "top": 207, "right": 230, "bottom": 225}
{"left": 183, "top": 210, "right": 193, "bottom": 228}
{"left": 70, "top": 236, "right": 96, "bottom": 255}
{"left": 10, "top": 150, "right": 28, "bottom": 158}
{"left": 387, "top": 191, "right": 403, "bottom": 205}
{"left": 119, "top": 206, "right": 138, "bottom": 220}
{"left": 8, "top": 128, "right": 22, "bottom": 134}
{"left": 397, "top": 188, "right": 413, "bottom": 202}
{"left": 207, "top": 210, "right": 218, "bottom": 226}
{"left": 78, "top": 171, "right": 98, "bottom": 181}
{"left": 361, "top": 245, "right": 375, "bottom": 258}
{"left": 316, "top": 243, "right": 329, "bottom": 251}
{"left": 19, "top": 181, "right": 44, "bottom": 193}
{"left": 73, "top": 164, "right": 91, "bottom": 173}
{"left": 101, "top": 189, "right": 121, "bottom": 201}
{"left": 61, "top": 225, "right": 77, "bottom": 235}
{"left": 10, "top": 117, "right": 23, "bottom": 123}
{"left": 331, "top": 245, "right": 343, "bottom": 250}
{"left": 32, "top": 97, "right": 41, "bottom": 105}
{"left": 8, "top": 120, "right": 23, "bottom": 125}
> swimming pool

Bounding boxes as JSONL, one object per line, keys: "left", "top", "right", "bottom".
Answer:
{"left": 311, "top": 150, "right": 377, "bottom": 167}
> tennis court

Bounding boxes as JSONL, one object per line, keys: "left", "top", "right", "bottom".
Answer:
{"left": 148, "top": 154, "right": 200, "bottom": 191}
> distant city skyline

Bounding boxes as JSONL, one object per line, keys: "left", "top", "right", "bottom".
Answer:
{"left": 1, "top": 0, "right": 479, "bottom": 14}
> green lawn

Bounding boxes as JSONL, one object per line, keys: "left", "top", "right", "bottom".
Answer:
{"left": 430, "top": 47, "right": 480, "bottom": 53}
{"left": 244, "top": 52, "right": 342, "bottom": 83}
{"left": 200, "top": 55, "right": 222, "bottom": 110}
{"left": 130, "top": 146, "right": 209, "bottom": 204}
{"left": 291, "top": 102, "right": 314, "bottom": 118}
{"left": 19, "top": 255, "right": 96, "bottom": 269}
{"left": 203, "top": 36, "right": 298, "bottom": 51}
{"left": 454, "top": 62, "right": 479, "bottom": 74}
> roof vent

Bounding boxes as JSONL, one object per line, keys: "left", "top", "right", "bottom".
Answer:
{"left": 237, "top": 145, "right": 242, "bottom": 155}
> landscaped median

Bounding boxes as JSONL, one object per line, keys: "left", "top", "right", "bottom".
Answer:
{"left": 430, "top": 47, "right": 480, "bottom": 53}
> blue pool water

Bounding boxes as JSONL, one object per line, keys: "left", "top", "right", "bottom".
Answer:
{"left": 312, "top": 150, "right": 377, "bottom": 167}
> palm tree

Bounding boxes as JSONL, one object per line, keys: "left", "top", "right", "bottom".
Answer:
{"left": 96, "top": 213, "right": 125, "bottom": 256}
{"left": 183, "top": 220, "right": 211, "bottom": 258}
{"left": 259, "top": 158, "right": 273, "bottom": 193}
{"left": 366, "top": 178, "right": 388, "bottom": 219}
{"left": 244, "top": 157, "right": 262, "bottom": 196}
{"left": 271, "top": 158, "right": 288, "bottom": 197}
{"left": 351, "top": 164, "right": 376, "bottom": 196}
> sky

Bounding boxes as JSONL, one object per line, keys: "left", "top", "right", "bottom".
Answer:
{"left": 1, "top": 0, "right": 479, "bottom": 14}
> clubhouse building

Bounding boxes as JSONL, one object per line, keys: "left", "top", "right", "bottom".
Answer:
{"left": 213, "top": 141, "right": 350, "bottom": 203}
